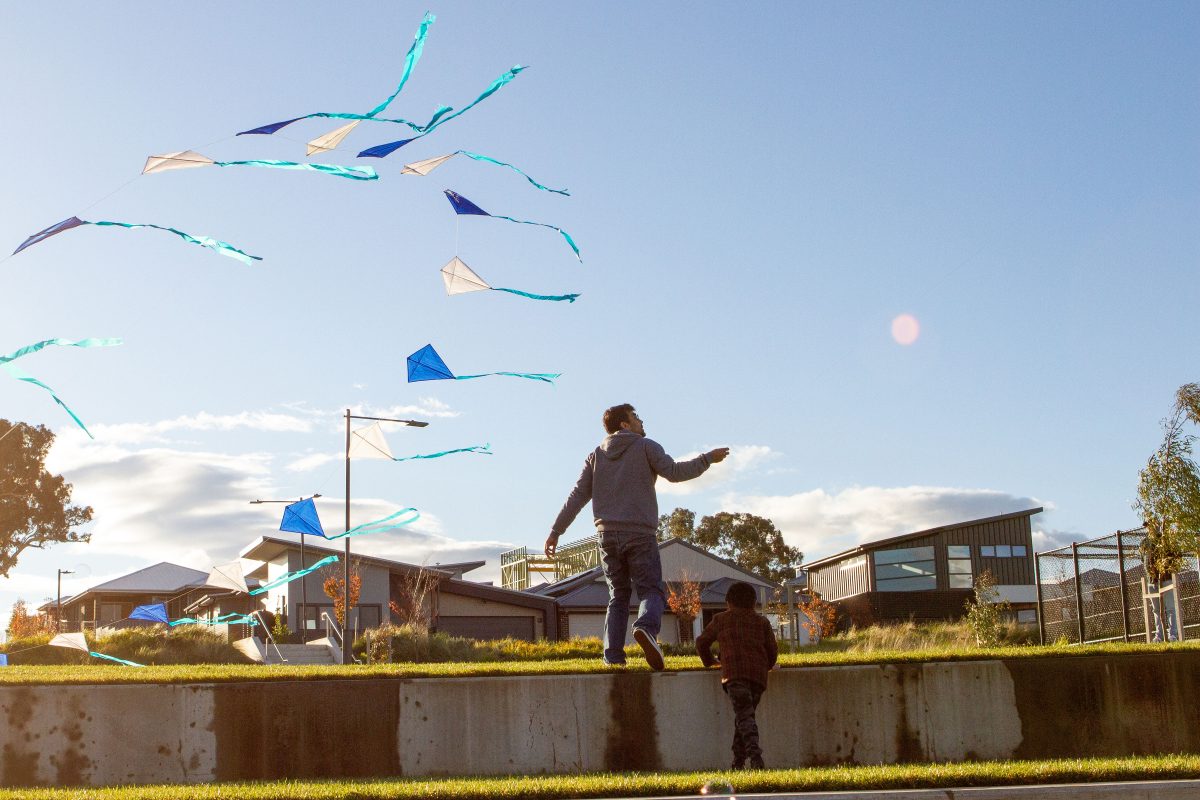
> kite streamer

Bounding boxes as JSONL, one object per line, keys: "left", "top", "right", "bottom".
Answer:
{"left": 444, "top": 190, "right": 581, "bottom": 262}
{"left": 170, "top": 613, "right": 258, "bottom": 627}
{"left": 365, "top": 11, "right": 436, "bottom": 118}
{"left": 395, "top": 152, "right": 567, "bottom": 195}
{"left": 249, "top": 554, "right": 340, "bottom": 595}
{"left": 1, "top": 337, "right": 122, "bottom": 438}
{"left": 327, "top": 507, "right": 422, "bottom": 540}
{"left": 49, "top": 632, "right": 143, "bottom": 667}
{"left": 407, "top": 343, "right": 560, "bottom": 384}
{"left": 13, "top": 217, "right": 261, "bottom": 265}
{"left": 393, "top": 444, "right": 492, "bottom": 461}
{"left": 441, "top": 257, "right": 578, "bottom": 303}
{"left": 88, "top": 652, "right": 144, "bottom": 667}
{"left": 142, "top": 151, "right": 378, "bottom": 181}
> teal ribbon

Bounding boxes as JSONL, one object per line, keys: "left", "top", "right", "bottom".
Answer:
{"left": 491, "top": 215, "right": 581, "bottom": 262}
{"left": 170, "top": 613, "right": 258, "bottom": 626}
{"left": 422, "top": 66, "right": 526, "bottom": 134}
{"left": 393, "top": 444, "right": 491, "bottom": 461}
{"left": 249, "top": 554, "right": 340, "bottom": 596}
{"left": 89, "top": 651, "right": 144, "bottom": 667}
{"left": 456, "top": 151, "right": 568, "bottom": 195}
{"left": 216, "top": 160, "right": 378, "bottom": 181}
{"left": 494, "top": 287, "right": 579, "bottom": 303}
{"left": 327, "top": 508, "right": 421, "bottom": 540}
{"left": 366, "top": 12, "right": 436, "bottom": 118}
{"left": 1, "top": 338, "right": 123, "bottom": 438}
{"left": 456, "top": 372, "right": 561, "bottom": 384}
{"left": 89, "top": 220, "right": 261, "bottom": 265}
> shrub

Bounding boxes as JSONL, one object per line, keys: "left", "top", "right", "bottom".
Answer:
{"left": 0, "top": 626, "right": 253, "bottom": 666}
{"left": 963, "top": 570, "right": 1012, "bottom": 647}
{"left": 355, "top": 625, "right": 687, "bottom": 664}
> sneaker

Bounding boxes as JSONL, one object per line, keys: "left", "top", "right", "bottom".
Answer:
{"left": 633, "top": 628, "right": 665, "bottom": 671}
{"left": 748, "top": 755, "right": 765, "bottom": 769}
{"left": 730, "top": 760, "right": 745, "bottom": 771}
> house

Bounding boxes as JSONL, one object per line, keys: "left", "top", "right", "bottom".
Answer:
{"left": 56, "top": 562, "right": 216, "bottom": 633}
{"left": 803, "top": 508, "right": 1043, "bottom": 627}
{"left": 239, "top": 536, "right": 559, "bottom": 643}
{"left": 529, "top": 537, "right": 779, "bottom": 644}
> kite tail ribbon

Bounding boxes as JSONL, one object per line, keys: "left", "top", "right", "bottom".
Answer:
{"left": 457, "top": 152, "right": 568, "bottom": 195}
{"left": 327, "top": 508, "right": 421, "bottom": 540}
{"left": 366, "top": 12, "right": 436, "bottom": 118}
{"left": 494, "top": 288, "right": 579, "bottom": 303}
{"left": 170, "top": 613, "right": 258, "bottom": 627}
{"left": 90, "top": 221, "right": 261, "bottom": 265}
{"left": 455, "top": 372, "right": 561, "bottom": 384}
{"left": 249, "top": 554, "right": 341, "bottom": 595}
{"left": 493, "top": 216, "right": 581, "bottom": 262}
{"left": 393, "top": 444, "right": 492, "bottom": 461}
{"left": 0, "top": 338, "right": 123, "bottom": 439}
{"left": 217, "top": 160, "right": 379, "bottom": 181}
{"left": 89, "top": 652, "right": 144, "bottom": 667}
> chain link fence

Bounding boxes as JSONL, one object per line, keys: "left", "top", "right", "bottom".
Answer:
{"left": 1036, "top": 528, "right": 1200, "bottom": 644}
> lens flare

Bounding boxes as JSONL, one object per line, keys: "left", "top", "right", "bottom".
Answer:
{"left": 891, "top": 314, "right": 920, "bottom": 346}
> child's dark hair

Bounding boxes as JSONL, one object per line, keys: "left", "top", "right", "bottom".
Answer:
{"left": 725, "top": 581, "right": 756, "bottom": 609}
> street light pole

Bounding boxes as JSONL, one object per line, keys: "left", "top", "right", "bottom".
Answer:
{"left": 56, "top": 569, "right": 74, "bottom": 632}
{"left": 342, "top": 409, "right": 429, "bottom": 664}
{"left": 249, "top": 494, "right": 321, "bottom": 639}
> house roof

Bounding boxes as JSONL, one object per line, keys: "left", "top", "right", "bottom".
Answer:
{"left": 548, "top": 574, "right": 768, "bottom": 610}
{"left": 440, "top": 578, "right": 558, "bottom": 612}
{"left": 432, "top": 560, "right": 486, "bottom": 577}
{"left": 802, "top": 507, "right": 1045, "bottom": 571}
{"left": 240, "top": 535, "right": 454, "bottom": 579}
{"left": 62, "top": 562, "right": 211, "bottom": 608}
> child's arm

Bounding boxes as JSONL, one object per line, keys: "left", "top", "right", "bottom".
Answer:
{"left": 695, "top": 619, "right": 719, "bottom": 667}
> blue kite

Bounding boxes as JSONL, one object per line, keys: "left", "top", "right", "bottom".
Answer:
{"left": 13, "top": 216, "right": 261, "bottom": 265}
{"left": 407, "top": 343, "right": 560, "bottom": 384}
{"left": 281, "top": 498, "right": 325, "bottom": 538}
{"left": 443, "top": 190, "right": 581, "bottom": 262}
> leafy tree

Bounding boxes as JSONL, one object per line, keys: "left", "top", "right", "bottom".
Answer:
{"left": 322, "top": 564, "right": 362, "bottom": 627}
{"left": 795, "top": 592, "right": 838, "bottom": 642}
{"left": 666, "top": 575, "right": 702, "bottom": 642}
{"left": 1134, "top": 383, "right": 1200, "bottom": 585}
{"left": 963, "top": 570, "right": 1011, "bottom": 647}
{"left": 6, "top": 599, "right": 55, "bottom": 639}
{"left": 659, "top": 507, "right": 802, "bottom": 584}
{"left": 0, "top": 420, "right": 92, "bottom": 578}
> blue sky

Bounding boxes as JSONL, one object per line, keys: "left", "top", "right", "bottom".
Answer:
{"left": 2, "top": 3, "right": 1197, "bottom": 622}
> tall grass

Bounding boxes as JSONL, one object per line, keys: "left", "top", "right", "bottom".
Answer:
{"left": 1, "top": 627, "right": 252, "bottom": 665}
{"left": 817, "top": 620, "right": 1038, "bottom": 653}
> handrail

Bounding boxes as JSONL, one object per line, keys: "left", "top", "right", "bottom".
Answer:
{"left": 321, "top": 612, "right": 360, "bottom": 664}
{"left": 253, "top": 611, "right": 287, "bottom": 663}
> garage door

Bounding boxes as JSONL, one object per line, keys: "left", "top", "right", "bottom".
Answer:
{"left": 438, "top": 615, "right": 536, "bottom": 641}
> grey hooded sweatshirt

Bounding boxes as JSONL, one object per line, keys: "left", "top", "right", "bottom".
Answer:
{"left": 551, "top": 430, "right": 711, "bottom": 537}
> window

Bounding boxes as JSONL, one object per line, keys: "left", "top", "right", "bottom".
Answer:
{"left": 947, "top": 546, "right": 973, "bottom": 589}
{"left": 981, "top": 544, "right": 1027, "bottom": 558}
{"left": 995, "top": 545, "right": 1011, "bottom": 557}
{"left": 1012, "top": 545, "right": 1027, "bottom": 557}
{"left": 874, "top": 546, "right": 935, "bottom": 592}
{"left": 1017, "top": 609, "right": 1037, "bottom": 624}
{"left": 981, "top": 546, "right": 995, "bottom": 557}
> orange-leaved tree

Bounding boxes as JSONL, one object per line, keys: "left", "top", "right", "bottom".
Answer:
{"left": 667, "top": 576, "right": 703, "bottom": 643}
{"left": 322, "top": 564, "right": 361, "bottom": 628}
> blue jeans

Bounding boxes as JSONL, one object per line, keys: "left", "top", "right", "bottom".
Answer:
{"left": 599, "top": 531, "right": 666, "bottom": 664}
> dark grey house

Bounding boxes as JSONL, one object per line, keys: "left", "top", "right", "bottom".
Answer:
{"left": 803, "top": 508, "right": 1043, "bottom": 627}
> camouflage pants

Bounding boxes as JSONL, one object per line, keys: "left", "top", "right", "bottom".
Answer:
{"left": 724, "top": 679, "right": 765, "bottom": 761}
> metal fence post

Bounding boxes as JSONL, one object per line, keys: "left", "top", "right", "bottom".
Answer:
{"left": 1072, "top": 542, "right": 1085, "bottom": 644}
{"left": 1116, "top": 530, "right": 1130, "bottom": 642}
{"left": 1034, "top": 551, "right": 1046, "bottom": 646}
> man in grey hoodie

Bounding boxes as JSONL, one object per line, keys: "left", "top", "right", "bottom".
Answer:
{"left": 547, "top": 403, "right": 729, "bottom": 669}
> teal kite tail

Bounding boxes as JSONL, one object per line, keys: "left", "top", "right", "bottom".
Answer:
{"left": 249, "top": 554, "right": 340, "bottom": 595}
{"left": 89, "top": 651, "right": 144, "bottom": 667}
{"left": 494, "top": 287, "right": 579, "bottom": 303}
{"left": 329, "top": 508, "right": 421, "bottom": 540}
{"left": 392, "top": 444, "right": 492, "bottom": 461}
{"left": 457, "top": 151, "right": 569, "bottom": 195}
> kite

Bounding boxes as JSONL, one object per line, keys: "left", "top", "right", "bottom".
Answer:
{"left": 441, "top": 257, "right": 579, "bottom": 303}
{"left": 13, "top": 217, "right": 261, "bottom": 265}
{"left": 49, "top": 632, "right": 144, "bottom": 667}
{"left": 207, "top": 562, "right": 251, "bottom": 594}
{"left": 249, "top": 554, "right": 341, "bottom": 595}
{"left": 349, "top": 420, "right": 493, "bottom": 461}
{"left": 407, "top": 343, "right": 560, "bottom": 384}
{"left": 129, "top": 603, "right": 170, "bottom": 624}
{"left": 142, "top": 151, "right": 378, "bottom": 181}
{"left": 443, "top": 190, "right": 581, "bottom": 262}
{"left": 1, "top": 337, "right": 123, "bottom": 437}
{"left": 392, "top": 151, "right": 566, "bottom": 195}
{"left": 170, "top": 613, "right": 258, "bottom": 627}
{"left": 281, "top": 498, "right": 325, "bottom": 538}
{"left": 327, "top": 507, "right": 421, "bottom": 540}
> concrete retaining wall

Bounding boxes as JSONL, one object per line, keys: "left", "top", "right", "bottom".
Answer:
{"left": 2, "top": 651, "right": 1199, "bottom": 787}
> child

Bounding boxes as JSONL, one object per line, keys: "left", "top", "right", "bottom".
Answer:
{"left": 695, "top": 581, "right": 778, "bottom": 770}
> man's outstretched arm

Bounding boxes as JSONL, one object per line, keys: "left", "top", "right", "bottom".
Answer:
{"left": 646, "top": 440, "right": 730, "bottom": 483}
{"left": 546, "top": 455, "right": 594, "bottom": 556}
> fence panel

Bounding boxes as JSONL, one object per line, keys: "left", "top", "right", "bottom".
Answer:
{"left": 1038, "top": 550, "right": 1080, "bottom": 644}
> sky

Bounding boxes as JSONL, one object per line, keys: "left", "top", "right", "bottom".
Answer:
{"left": 1, "top": 3, "right": 1198, "bottom": 627}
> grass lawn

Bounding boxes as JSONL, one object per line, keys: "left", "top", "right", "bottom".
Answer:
{"left": 1, "top": 755, "right": 1197, "bottom": 799}
{"left": 0, "top": 639, "right": 1196, "bottom": 686}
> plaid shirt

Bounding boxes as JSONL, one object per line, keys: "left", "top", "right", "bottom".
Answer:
{"left": 695, "top": 607, "right": 778, "bottom": 689}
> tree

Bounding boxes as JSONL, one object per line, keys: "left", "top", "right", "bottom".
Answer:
{"left": 6, "top": 599, "right": 55, "bottom": 639}
{"left": 666, "top": 574, "right": 702, "bottom": 643}
{"left": 0, "top": 420, "right": 92, "bottom": 578}
{"left": 389, "top": 567, "right": 439, "bottom": 631}
{"left": 662, "top": 509, "right": 802, "bottom": 584}
{"left": 1133, "top": 383, "right": 1200, "bottom": 641}
{"left": 322, "top": 564, "right": 362, "bottom": 628}
{"left": 795, "top": 592, "right": 838, "bottom": 643}
{"left": 963, "top": 570, "right": 1011, "bottom": 647}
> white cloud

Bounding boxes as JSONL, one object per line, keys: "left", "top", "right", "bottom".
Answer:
{"left": 657, "top": 444, "right": 777, "bottom": 497}
{"left": 285, "top": 452, "right": 339, "bottom": 473}
{"left": 719, "top": 485, "right": 1069, "bottom": 563}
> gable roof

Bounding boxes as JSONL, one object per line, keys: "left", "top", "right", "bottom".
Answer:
{"left": 240, "top": 535, "right": 453, "bottom": 579}
{"left": 61, "top": 562, "right": 212, "bottom": 610}
{"left": 659, "top": 537, "right": 782, "bottom": 588}
{"left": 440, "top": 578, "right": 557, "bottom": 612}
{"left": 802, "top": 507, "right": 1045, "bottom": 571}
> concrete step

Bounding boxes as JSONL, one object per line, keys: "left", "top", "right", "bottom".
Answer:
{"left": 264, "top": 644, "right": 336, "bottom": 665}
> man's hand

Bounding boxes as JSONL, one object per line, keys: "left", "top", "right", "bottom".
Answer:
{"left": 544, "top": 532, "right": 561, "bottom": 558}
{"left": 707, "top": 447, "right": 731, "bottom": 464}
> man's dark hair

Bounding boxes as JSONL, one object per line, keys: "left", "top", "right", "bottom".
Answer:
{"left": 603, "top": 403, "right": 636, "bottom": 434}
{"left": 726, "top": 581, "right": 757, "bottom": 609}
